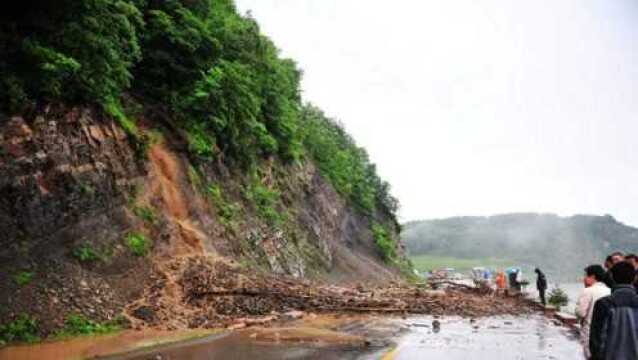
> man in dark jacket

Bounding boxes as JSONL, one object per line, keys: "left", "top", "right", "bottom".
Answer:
{"left": 589, "top": 261, "right": 638, "bottom": 360}
{"left": 535, "top": 268, "right": 548, "bottom": 305}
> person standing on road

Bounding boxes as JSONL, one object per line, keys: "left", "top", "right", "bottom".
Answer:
{"left": 575, "top": 265, "right": 610, "bottom": 359}
{"left": 601, "top": 252, "right": 624, "bottom": 288}
{"left": 534, "top": 268, "right": 548, "bottom": 305}
{"left": 624, "top": 254, "right": 638, "bottom": 269}
{"left": 625, "top": 254, "right": 638, "bottom": 289}
{"left": 496, "top": 269, "right": 506, "bottom": 293}
{"left": 589, "top": 261, "right": 638, "bottom": 360}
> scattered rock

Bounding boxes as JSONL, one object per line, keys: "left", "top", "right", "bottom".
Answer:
{"left": 282, "top": 310, "right": 305, "bottom": 321}
{"left": 132, "top": 306, "right": 157, "bottom": 323}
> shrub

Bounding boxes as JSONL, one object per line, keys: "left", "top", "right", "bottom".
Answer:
{"left": 55, "top": 314, "right": 121, "bottom": 338}
{"left": 548, "top": 287, "right": 569, "bottom": 309}
{"left": 133, "top": 205, "right": 157, "bottom": 225}
{"left": 0, "top": 314, "right": 39, "bottom": 344}
{"left": 243, "top": 177, "right": 284, "bottom": 226}
{"left": 207, "top": 184, "right": 240, "bottom": 229}
{"left": 73, "top": 244, "right": 100, "bottom": 263}
{"left": 125, "top": 233, "right": 151, "bottom": 256}
{"left": 13, "top": 271, "right": 34, "bottom": 286}
{"left": 371, "top": 222, "right": 396, "bottom": 262}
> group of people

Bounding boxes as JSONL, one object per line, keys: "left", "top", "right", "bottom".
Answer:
{"left": 537, "top": 251, "right": 638, "bottom": 360}
{"left": 494, "top": 267, "right": 523, "bottom": 293}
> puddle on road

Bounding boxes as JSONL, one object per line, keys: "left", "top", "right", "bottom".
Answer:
{"left": 366, "top": 314, "right": 582, "bottom": 360}
{"left": 106, "top": 330, "right": 374, "bottom": 360}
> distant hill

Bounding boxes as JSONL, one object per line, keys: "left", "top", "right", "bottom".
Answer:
{"left": 402, "top": 213, "right": 638, "bottom": 279}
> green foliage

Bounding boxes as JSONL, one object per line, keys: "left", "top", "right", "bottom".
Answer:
{"left": 134, "top": 0, "right": 220, "bottom": 104}
{"left": 133, "top": 205, "right": 157, "bottom": 225}
{"left": 125, "top": 233, "right": 151, "bottom": 256}
{"left": 0, "top": 0, "right": 143, "bottom": 112}
{"left": 243, "top": 176, "right": 284, "bottom": 226}
{"left": 206, "top": 184, "right": 240, "bottom": 231}
{"left": 186, "top": 123, "right": 216, "bottom": 158}
{"left": 13, "top": 271, "right": 34, "bottom": 286}
{"left": 548, "top": 287, "right": 569, "bottom": 309}
{"left": 73, "top": 244, "right": 100, "bottom": 263}
{"left": 0, "top": 0, "right": 399, "bottom": 236}
{"left": 302, "top": 105, "right": 398, "bottom": 220}
{"left": 104, "top": 98, "right": 139, "bottom": 139}
{"left": 371, "top": 222, "right": 396, "bottom": 262}
{"left": 0, "top": 314, "right": 39, "bottom": 344}
{"left": 55, "top": 314, "right": 121, "bottom": 338}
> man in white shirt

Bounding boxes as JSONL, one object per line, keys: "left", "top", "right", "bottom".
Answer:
{"left": 576, "top": 265, "right": 611, "bottom": 359}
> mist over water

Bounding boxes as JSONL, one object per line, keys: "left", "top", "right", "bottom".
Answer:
{"left": 403, "top": 213, "right": 638, "bottom": 279}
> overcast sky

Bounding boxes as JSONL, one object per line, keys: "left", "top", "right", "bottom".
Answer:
{"left": 235, "top": 0, "right": 638, "bottom": 227}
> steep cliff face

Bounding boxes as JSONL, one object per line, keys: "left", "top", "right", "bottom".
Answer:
{"left": 0, "top": 107, "right": 401, "bottom": 335}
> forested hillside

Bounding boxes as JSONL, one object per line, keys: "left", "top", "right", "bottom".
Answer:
{"left": 403, "top": 213, "right": 638, "bottom": 279}
{"left": 0, "top": 0, "right": 408, "bottom": 341}
{"left": 0, "top": 0, "right": 396, "bottom": 221}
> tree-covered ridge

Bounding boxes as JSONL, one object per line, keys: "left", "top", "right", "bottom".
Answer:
{"left": 0, "top": 0, "right": 398, "bottom": 225}
{"left": 403, "top": 213, "right": 638, "bottom": 278}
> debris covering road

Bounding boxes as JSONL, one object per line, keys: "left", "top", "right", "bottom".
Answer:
{"left": 128, "top": 256, "right": 534, "bottom": 331}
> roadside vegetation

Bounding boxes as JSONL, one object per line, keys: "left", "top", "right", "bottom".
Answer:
{"left": 54, "top": 314, "right": 123, "bottom": 338}
{"left": 548, "top": 287, "right": 569, "bottom": 310}
{"left": 0, "top": 314, "right": 39, "bottom": 345}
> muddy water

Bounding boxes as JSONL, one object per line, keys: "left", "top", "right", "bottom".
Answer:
{"left": 105, "top": 331, "right": 374, "bottom": 360}
{"left": 0, "top": 329, "right": 218, "bottom": 360}
{"left": 101, "top": 315, "right": 580, "bottom": 360}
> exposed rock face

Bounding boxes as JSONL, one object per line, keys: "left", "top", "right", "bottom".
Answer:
{"left": 0, "top": 107, "right": 148, "bottom": 335}
{"left": 0, "top": 106, "right": 401, "bottom": 335}
{"left": 0, "top": 108, "right": 142, "bottom": 248}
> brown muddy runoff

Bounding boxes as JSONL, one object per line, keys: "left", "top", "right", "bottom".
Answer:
{"left": 0, "top": 312, "right": 582, "bottom": 360}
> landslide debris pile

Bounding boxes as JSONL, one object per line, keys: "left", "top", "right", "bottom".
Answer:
{"left": 129, "top": 256, "right": 532, "bottom": 330}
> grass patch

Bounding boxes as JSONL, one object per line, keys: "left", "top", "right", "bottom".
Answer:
{"left": 409, "top": 254, "right": 514, "bottom": 273}
{"left": 73, "top": 244, "right": 100, "bottom": 263}
{"left": 55, "top": 314, "right": 122, "bottom": 338}
{"left": 0, "top": 314, "right": 39, "bottom": 344}
{"left": 132, "top": 205, "right": 157, "bottom": 225}
{"left": 13, "top": 271, "right": 34, "bottom": 286}
{"left": 125, "top": 233, "right": 151, "bottom": 256}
